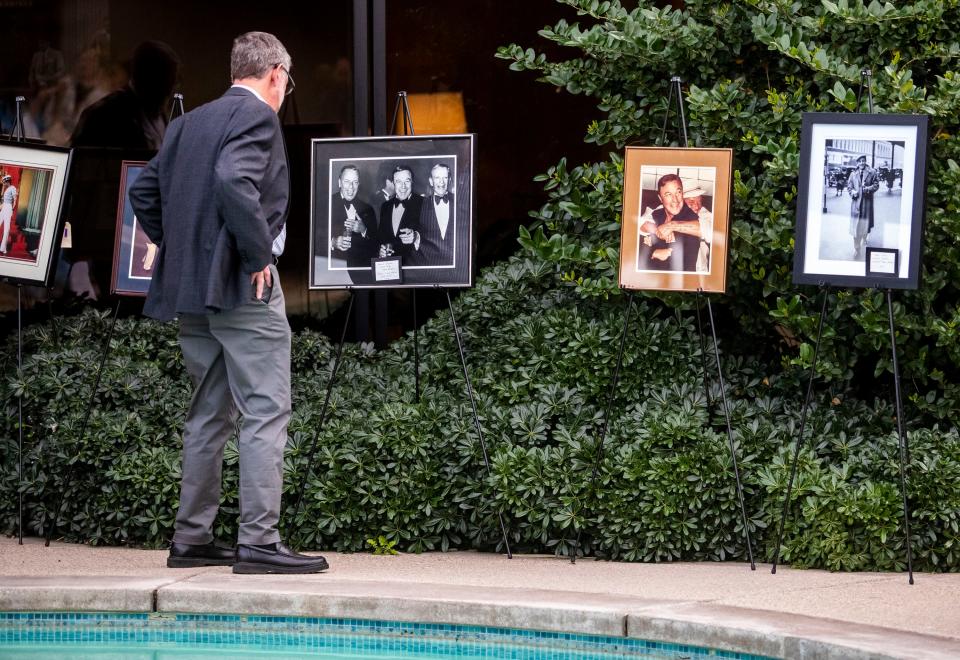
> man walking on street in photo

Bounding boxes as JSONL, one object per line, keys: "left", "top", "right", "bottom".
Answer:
{"left": 129, "top": 31, "right": 328, "bottom": 574}
{"left": 847, "top": 154, "right": 881, "bottom": 259}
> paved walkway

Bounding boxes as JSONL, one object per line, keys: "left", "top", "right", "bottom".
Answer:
{"left": 1, "top": 536, "right": 959, "bottom": 659}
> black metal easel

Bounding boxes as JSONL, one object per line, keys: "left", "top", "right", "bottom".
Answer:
{"left": 771, "top": 69, "right": 914, "bottom": 583}
{"left": 292, "top": 91, "right": 418, "bottom": 519}
{"left": 391, "top": 92, "right": 510, "bottom": 554}
{"left": 664, "top": 77, "right": 713, "bottom": 411}
{"left": 446, "top": 290, "right": 512, "bottom": 558}
{"left": 390, "top": 91, "right": 421, "bottom": 402}
{"left": 704, "top": 290, "right": 755, "bottom": 571}
{"left": 16, "top": 285, "right": 23, "bottom": 544}
{"left": 292, "top": 292, "right": 356, "bottom": 515}
{"left": 886, "top": 288, "right": 914, "bottom": 583}
{"left": 8, "top": 95, "right": 27, "bottom": 545}
{"left": 44, "top": 299, "right": 122, "bottom": 545}
{"left": 167, "top": 93, "right": 185, "bottom": 123}
{"left": 44, "top": 93, "right": 188, "bottom": 545}
{"left": 667, "top": 77, "right": 754, "bottom": 569}
{"left": 770, "top": 283, "right": 829, "bottom": 574}
{"left": 572, "top": 78, "right": 754, "bottom": 568}
{"left": 293, "top": 92, "right": 511, "bottom": 556}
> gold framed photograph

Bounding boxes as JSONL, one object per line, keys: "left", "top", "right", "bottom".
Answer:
{"left": 619, "top": 146, "right": 733, "bottom": 293}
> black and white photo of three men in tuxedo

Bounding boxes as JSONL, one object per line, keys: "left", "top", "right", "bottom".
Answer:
{"left": 330, "top": 162, "right": 455, "bottom": 270}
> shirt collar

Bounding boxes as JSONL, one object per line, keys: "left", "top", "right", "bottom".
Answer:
{"left": 231, "top": 83, "right": 270, "bottom": 107}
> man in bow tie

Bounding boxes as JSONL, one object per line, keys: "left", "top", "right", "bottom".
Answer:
{"left": 330, "top": 164, "right": 377, "bottom": 280}
{"left": 410, "top": 162, "right": 455, "bottom": 267}
{"left": 377, "top": 164, "right": 423, "bottom": 261}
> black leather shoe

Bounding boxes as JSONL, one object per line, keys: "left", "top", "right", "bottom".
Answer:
{"left": 167, "top": 541, "right": 236, "bottom": 568}
{"left": 233, "top": 542, "right": 329, "bottom": 574}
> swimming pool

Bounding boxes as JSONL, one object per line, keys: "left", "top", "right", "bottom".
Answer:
{"left": 0, "top": 612, "right": 777, "bottom": 659}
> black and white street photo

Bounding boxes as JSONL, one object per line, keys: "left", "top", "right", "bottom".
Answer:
{"left": 817, "top": 139, "right": 905, "bottom": 263}
{"left": 794, "top": 113, "right": 929, "bottom": 290}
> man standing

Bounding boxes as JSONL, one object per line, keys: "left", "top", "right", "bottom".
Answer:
{"left": 129, "top": 32, "right": 327, "bottom": 574}
{"left": 378, "top": 164, "right": 422, "bottom": 260}
{"left": 638, "top": 174, "right": 700, "bottom": 272}
{"left": 411, "top": 163, "right": 455, "bottom": 267}
{"left": 330, "top": 164, "right": 377, "bottom": 280}
{"left": 846, "top": 155, "right": 881, "bottom": 259}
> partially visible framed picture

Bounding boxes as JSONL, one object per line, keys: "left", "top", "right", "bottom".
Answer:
{"left": 793, "top": 112, "right": 929, "bottom": 290}
{"left": 309, "top": 134, "right": 474, "bottom": 289}
{"left": 619, "top": 146, "right": 733, "bottom": 293}
{"left": 0, "top": 140, "right": 72, "bottom": 286}
{"left": 110, "top": 160, "right": 154, "bottom": 296}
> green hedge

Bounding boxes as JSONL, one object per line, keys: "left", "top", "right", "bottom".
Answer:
{"left": 2, "top": 261, "right": 959, "bottom": 570}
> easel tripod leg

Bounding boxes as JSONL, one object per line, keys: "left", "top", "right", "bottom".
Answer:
{"left": 571, "top": 291, "right": 635, "bottom": 563}
{"left": 705, "top": 298, "right": 755, "bottom": 570}
{"left": 886, "top": 289, "right": 914, "bottom": 585}
{"left": 772, "top": 285, "right": 829, "bottom": 574}
{"left": 293, "top": 293, "right": 355, "bottom": 519}
{"left": 45, "top": 298, "right": 122, "bottom": 545}
{"left": 446, "top": 291, "right": 512, "bottom": 558}
{"left": 17, "top": 285, "right": 23, "bottom": 544}
{"left": 413, "top": 290, "right": 420, "bottom": 402}
{"left": 695, "top": 290, "right": 711, "bottom": 409}
{"left": 660, "top": 83, "right": 675, "bottom": 145}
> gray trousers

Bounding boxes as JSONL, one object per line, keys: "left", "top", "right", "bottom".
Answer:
{"left": 172, "top": 267, "right": 291, "bottom": 546}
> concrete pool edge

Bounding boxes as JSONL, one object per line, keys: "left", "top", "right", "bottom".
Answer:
{"left": 2, "top": 574, "right": 959, "bottom": 660}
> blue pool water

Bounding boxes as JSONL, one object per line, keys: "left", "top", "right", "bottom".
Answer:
{"left": 0, "top": 612, "right": 778, "bottom": 659}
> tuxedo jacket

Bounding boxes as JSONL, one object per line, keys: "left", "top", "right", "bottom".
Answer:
{"left": 411, "top": 194, "right": 455, "bottom": 267}
{"left": 330, "top": 193, "right": 378, "bottom": 268}
{"left": 129, "top": 87, "right": 289, "bottom": 320}
{"left": 378, "top": 194, "right": 423, "bottom": 260}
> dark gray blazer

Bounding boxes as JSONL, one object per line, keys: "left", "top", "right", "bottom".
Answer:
{"left": 129, "top": 87, "right": 289, "bottom": 320}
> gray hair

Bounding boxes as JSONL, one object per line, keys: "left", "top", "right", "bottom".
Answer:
{"left": 230, "top": 31, "right": 291, "bottom": 81}
{"left": 339, "top": 164, "right": 360, "bottom": 180}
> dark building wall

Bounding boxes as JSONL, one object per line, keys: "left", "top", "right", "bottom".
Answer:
{"left": 385, "top": 0, "right": 600, "bottom": 267}
{"left": 1, "top": 0, "right": 601, "bottom": 322}
{"left": 109, "top": 1, "right": 353, "bottom": 129}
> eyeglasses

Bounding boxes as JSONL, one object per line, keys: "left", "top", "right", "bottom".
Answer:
{"left": 277, "top": 64, "right": 295, "bottom": 97}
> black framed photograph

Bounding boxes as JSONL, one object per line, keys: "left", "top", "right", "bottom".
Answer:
{"left": 793, "top": 112, "right": 929, "bottom": 290}
{"left": 309, "top": 134, "right": 474, "bottom": 289}
{"left": 110, "top": 160, "right": 154, "bottom": 296}
{"left": 0, "top": 140, "right": 72, "bottom": 286}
